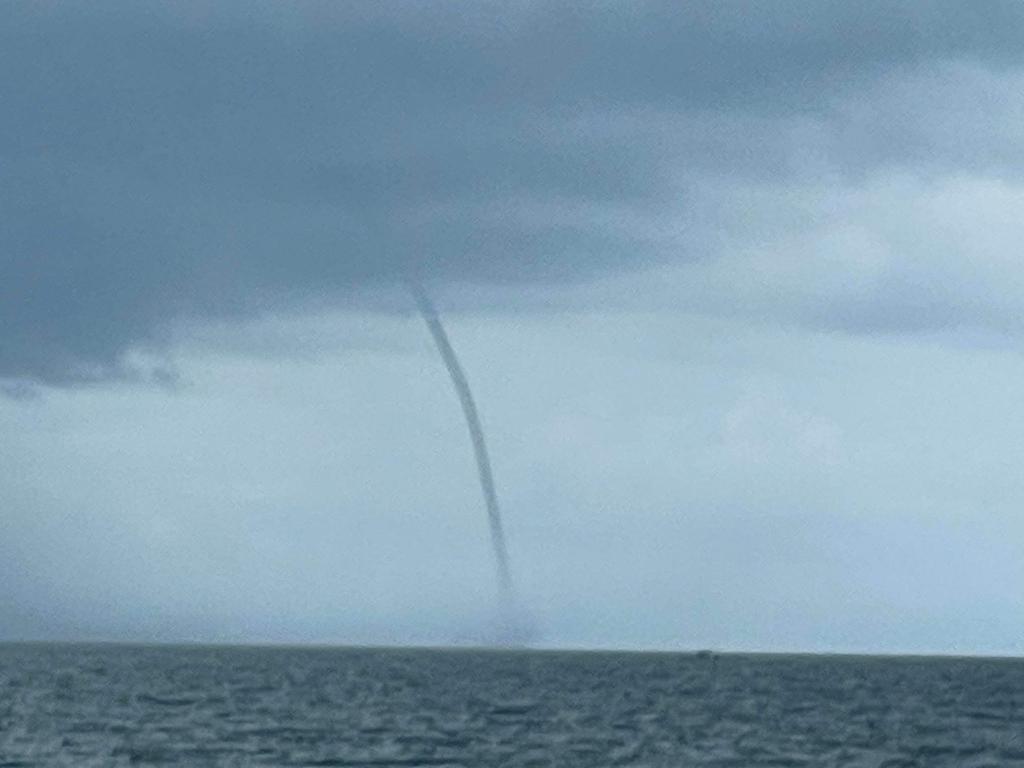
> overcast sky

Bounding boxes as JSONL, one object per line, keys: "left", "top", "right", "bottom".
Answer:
{"left": 4, "top": 1, "right": 1024, "bottom": 654}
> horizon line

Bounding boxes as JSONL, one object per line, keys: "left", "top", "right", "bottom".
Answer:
{"left": 2, "top": 637, "right": 1021, "bottom": 661}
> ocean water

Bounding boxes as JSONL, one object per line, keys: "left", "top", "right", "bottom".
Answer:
{"left": 1, "top": 644, "right": 1022, "bottom": 767}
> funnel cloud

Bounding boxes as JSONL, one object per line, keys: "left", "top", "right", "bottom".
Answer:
{"left": 409, "top": 283, "right": 518, "bottom": 631}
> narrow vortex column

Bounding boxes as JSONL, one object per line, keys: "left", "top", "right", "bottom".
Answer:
{"left": 408, "top": 282, "right": 516, "bottom": 615}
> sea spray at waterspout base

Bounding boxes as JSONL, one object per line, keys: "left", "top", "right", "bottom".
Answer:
{"left": 408, "top": 283, "right": 518, "bottom": 628}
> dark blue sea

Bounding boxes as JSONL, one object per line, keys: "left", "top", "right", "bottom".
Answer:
{"left": 1, "top": 643, "right": 1022, "bottom": 766}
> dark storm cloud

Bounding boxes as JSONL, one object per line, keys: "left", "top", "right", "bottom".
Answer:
{"left": 3, "top": 1, "right": 1024, "bottom": 384}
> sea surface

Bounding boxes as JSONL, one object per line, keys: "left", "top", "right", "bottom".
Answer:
{"left": 1, "top": 643, "right": 1022, "bottom": 767}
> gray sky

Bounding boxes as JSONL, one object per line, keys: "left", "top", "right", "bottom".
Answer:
{"left": 3, "top": 1, "right": 1024, "bottom": 653}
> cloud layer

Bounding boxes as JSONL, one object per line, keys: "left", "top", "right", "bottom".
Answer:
{"left": 4, "top": 1, "right": 1024, "bottom": 384}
